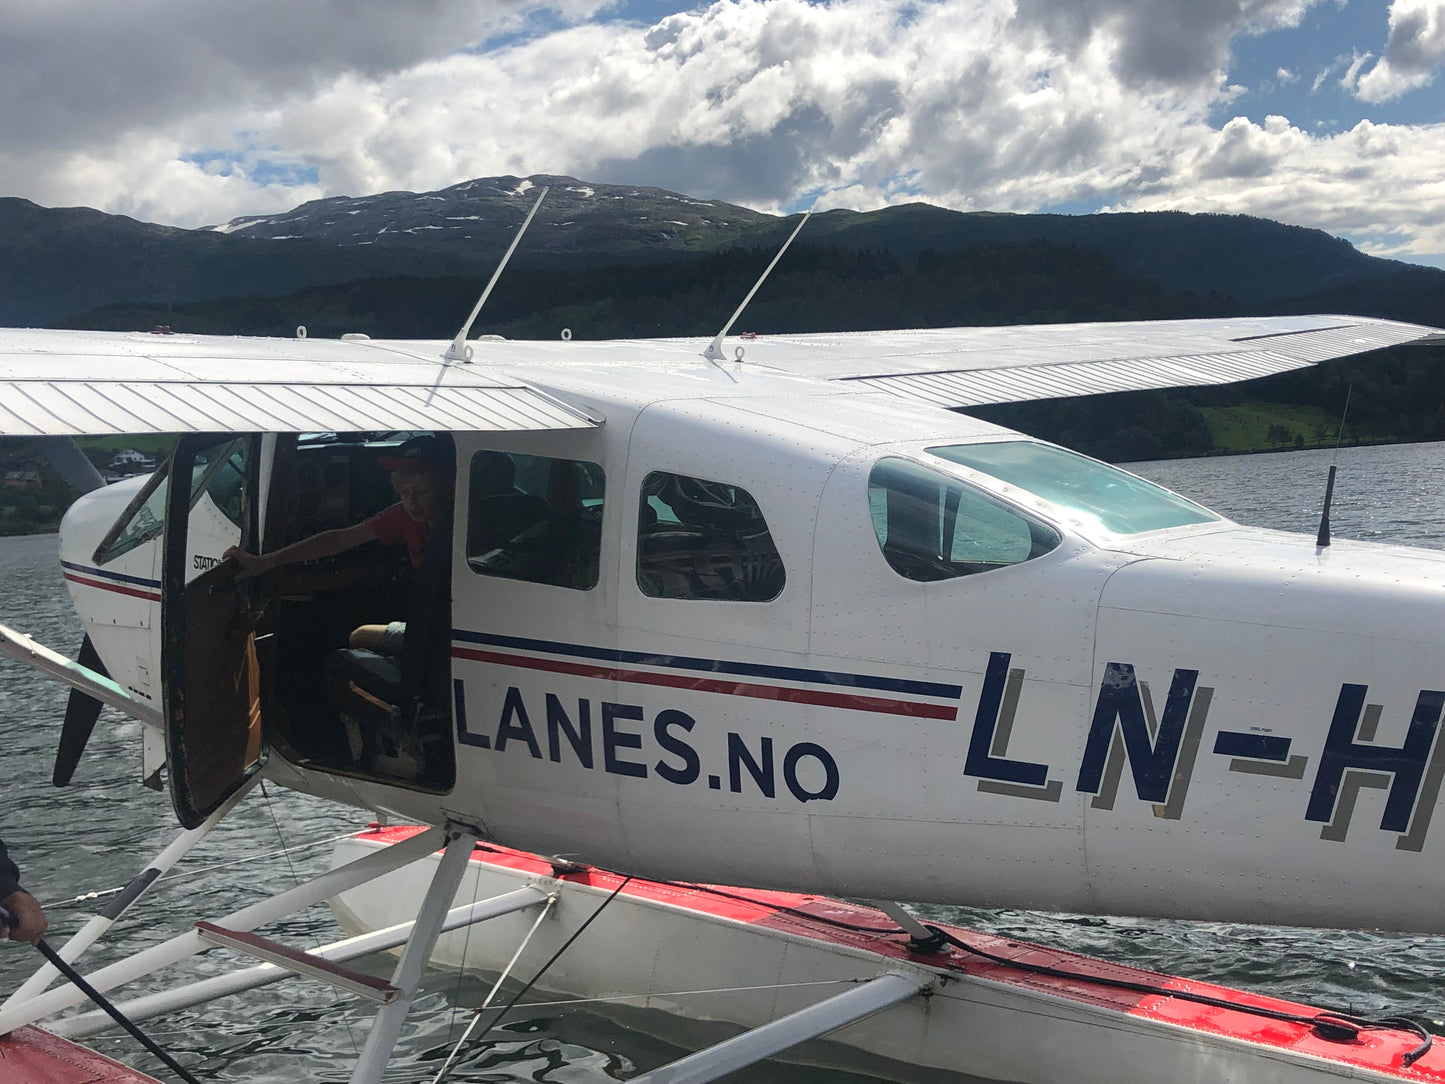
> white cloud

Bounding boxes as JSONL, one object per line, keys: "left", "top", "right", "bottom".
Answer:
{"left": 2, "top": 0, "right": 1445, "bottom": 264}
{"left": 1011, "top": 0, "right": 1314, "bottom": 89}
{"left": 1340, "top": 49, "right": 1375, "bottom": 91}
{"left": 1108, "top": 116, "right": 1445, "bottom": 260}
{"left": 0, "top": 130, "right": 326, "bottom": 225}
{"left": 230, "top": 0, "right": 1218, "bottom": 217}
{"left": 1355, "top": 0, "right": 1445, "bottom": 101}
{"left": 0, "top": 1, "right": 578, "bottom": 153}
{"left": 1310, "top": 61, "right": 1338, "bottom": 92}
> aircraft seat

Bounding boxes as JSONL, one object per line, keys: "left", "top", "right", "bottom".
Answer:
{"left": 468, "top": 492, "right": 550, "bottom": 557}
{"left": 324, "top": 510, "right": 454, "bottom": 785}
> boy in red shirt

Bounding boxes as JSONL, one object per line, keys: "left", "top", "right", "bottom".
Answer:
{"left": 225, "top": 434, "right": 453, "bottom": 580}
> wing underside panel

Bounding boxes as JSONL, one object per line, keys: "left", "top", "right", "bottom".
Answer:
{"left": 751, "top": 315, "right": 1443, "bottom": 407}
{"left": 0, "top": 381, "right": 598, "bottom": 436}
{"left": 844, "top": 348, "right": 1312, "bottom": 406}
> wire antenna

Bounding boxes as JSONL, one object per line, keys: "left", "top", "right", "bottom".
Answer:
{"left": 443, "top": 185, "right": 549, "bottom": 363}
{"left": 703, "top": 211, "right": 810, "bottom": 363}
{"left": 1316, "top": 382, "right": 1353, "bottom": 549}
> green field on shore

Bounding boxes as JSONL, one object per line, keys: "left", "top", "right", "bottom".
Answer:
{"left": 1199, "top": 402, "right": 1395, "bottom": 453}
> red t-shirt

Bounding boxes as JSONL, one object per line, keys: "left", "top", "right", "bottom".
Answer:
{"left": 366, "top": 503, "right": 430, "bottom": 569}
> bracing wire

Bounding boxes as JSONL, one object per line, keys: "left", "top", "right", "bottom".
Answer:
{"left": 494, "top": 978, "right": 855, "bottom": 1010}
{"left": 431, "top": 894, "right": 557, "bottom": 1083}
{"left": 463, "top": 877, "right": 632, "bottom": 1041}
{"left": 258, "top": 781, "right": 363, "bottom": 1058}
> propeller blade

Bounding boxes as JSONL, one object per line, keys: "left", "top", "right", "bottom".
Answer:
{"left": 53, "top": 635, "right": 108, "bottom": 787}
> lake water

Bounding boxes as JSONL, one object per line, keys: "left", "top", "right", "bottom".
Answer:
{"left": 1, "top": 442, "right": 1442, "bottom": 1081}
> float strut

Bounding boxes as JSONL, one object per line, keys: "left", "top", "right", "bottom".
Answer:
{"left": 630, "top": 970, "right": 927, "bottom": 1084}
{"left": 349, "top": 825, "right": 479, "bottom": 1084}
{"left": 0, "top": 824, "right": 448, "bottom": 1035}
{"left": 53, "top": 886, "right": 548, "bottom": 1039}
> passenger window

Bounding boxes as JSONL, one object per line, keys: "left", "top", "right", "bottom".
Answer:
{"left": 868, "top": 457, "right": 1059, "bottom": 582}
{"left": 466, "top": 451, "right": 604, "bottom": 590}
{"left": 637, "top": 472, "right": 785, "bottom": 602}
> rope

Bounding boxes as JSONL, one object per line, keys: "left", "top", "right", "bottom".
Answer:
{"left": 444, "top": 857, "right": 488, "bottom": 1050}
{"left": 258, "top": 781, "right": 362, "bottom": 1058}
{"left": 46, "top": 833, "right": 357, "bottom": 909}
{"left": 466, "top": 878, "right": 632, "bottom": 1038}
{"left": 499, "top": 978, "right": 855, "bottom": 1010}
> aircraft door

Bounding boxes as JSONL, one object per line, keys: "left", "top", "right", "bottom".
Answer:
{"left": 161, "top": 433, "right": 265, "bottom": 828}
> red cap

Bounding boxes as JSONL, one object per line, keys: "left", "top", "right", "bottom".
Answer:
{"left": 377, "top": 435, "right": 452, "bottom": 474}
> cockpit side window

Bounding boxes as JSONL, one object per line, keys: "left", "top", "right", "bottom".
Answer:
{"left": 868, "top": 457, "right": 1060, "bottom": 582}
{"left": 636, "top": 472, "right": 785, "bottom": 602}
{"left": 466, "top": 450, "right": 605, "bottom": 590}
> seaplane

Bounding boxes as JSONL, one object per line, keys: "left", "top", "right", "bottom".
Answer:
{"left": 0, "top": 191, "right": 1443, "bottom": 1083}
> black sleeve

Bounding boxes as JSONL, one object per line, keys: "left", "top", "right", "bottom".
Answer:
{"left": 0, "top": 836, "right": 23, "bottom": 899}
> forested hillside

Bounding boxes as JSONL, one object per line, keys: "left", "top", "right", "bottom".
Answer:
{"left": 2, "top": 175, "right": 1425, "bottom": 326}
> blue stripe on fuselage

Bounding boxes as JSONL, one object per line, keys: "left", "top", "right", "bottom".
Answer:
{"left": 451, "top": 629, "right": 962, "bottom": 700}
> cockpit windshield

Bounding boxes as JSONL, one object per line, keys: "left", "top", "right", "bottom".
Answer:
{"left": 928, "top": 440, "right": 1220, "bottom": 536}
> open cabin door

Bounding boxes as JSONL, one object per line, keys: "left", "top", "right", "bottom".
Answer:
{"left": 161, "top": 433, "right": 266, "bottom": 828}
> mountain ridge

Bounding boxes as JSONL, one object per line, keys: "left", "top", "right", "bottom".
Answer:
{"left": 1, "top": 174, "right": 1432, "bottom": 327}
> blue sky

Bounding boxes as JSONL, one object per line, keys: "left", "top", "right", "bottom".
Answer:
{"left": 1224, "top": 1, "right": 1439, "bottom": 130}
{"left": 1, "top": 0, "right": 1443, "bottom": 265}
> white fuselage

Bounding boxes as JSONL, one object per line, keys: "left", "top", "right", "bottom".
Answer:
{"left": 58, "top": 352, "right": 1445, "bottom": 933}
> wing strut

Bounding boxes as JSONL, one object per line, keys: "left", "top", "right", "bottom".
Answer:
{"left": 443, "top": 186, "right": 550, "bottom": 363}
{"left": 0, "top": 622, "right": 161, "bottom": 728}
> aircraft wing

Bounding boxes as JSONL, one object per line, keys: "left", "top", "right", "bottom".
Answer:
{"left": 0, "top": 329, "right": 600, "bottom": 436}
{"left": 3, "top": 316, "right": 1439, "bottom": 433}
{"left": 738, "top": 314, "right": 1445, "bottom": 407}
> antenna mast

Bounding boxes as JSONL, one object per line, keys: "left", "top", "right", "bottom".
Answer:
{"left": 703, "top": 211, "right": 810, "bottom": 363}
{"left": 443, "top": 185, "right": 549, "bottom": 363}
{"left": 1316, "top": 383, "right": 1353, "bottom": 549}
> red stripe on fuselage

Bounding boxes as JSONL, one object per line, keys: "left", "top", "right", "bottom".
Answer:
{"left": 451, "top": 646, "right": 958, "bottom": 720}
{"left": 63, "top": 571, "right": 161, "bottom": 602}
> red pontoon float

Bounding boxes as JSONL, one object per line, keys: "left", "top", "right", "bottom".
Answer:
{"left": 328, "top": 825, "right": 1444, "bottom": 1084}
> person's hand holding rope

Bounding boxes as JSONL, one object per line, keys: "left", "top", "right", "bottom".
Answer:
{"left": 0, "top": 888, "right": 46, "bottom": 944}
